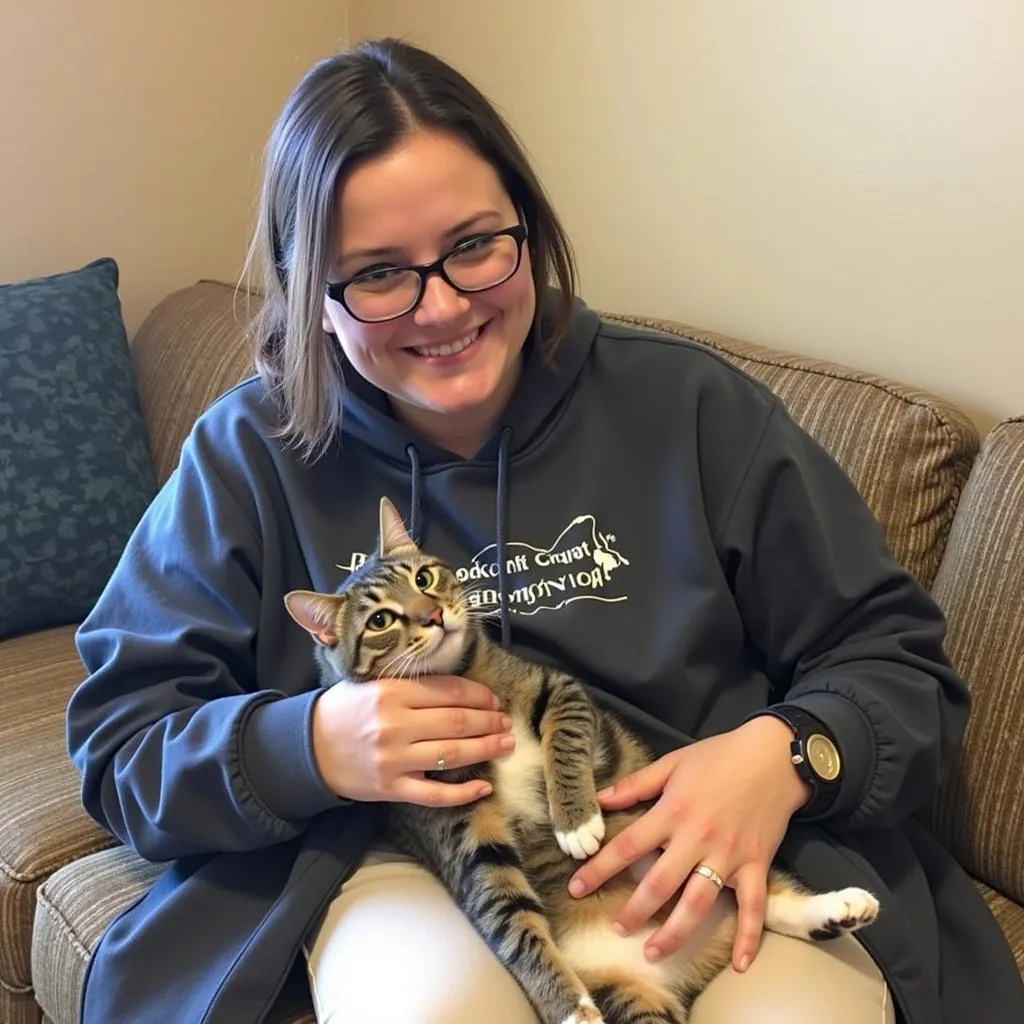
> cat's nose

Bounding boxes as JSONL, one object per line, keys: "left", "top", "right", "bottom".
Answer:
{"left": 419, "top": 607, "right": 444, "bottom": 628}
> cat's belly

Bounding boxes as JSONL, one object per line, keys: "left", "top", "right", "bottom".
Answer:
{"left": 492, "top": 718, "right": 548, "bottom": 825}
{"left": 560, "top": 888, "right": 738, "bottom": 985}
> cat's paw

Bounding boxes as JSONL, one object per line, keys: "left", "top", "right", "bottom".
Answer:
{"left": 555, "top": 811, "right": 605, "bottom": 860}
{"left": 809, "top": 887, "right": 880, "bottom": 940}
{"left": 560, "top": 994, "right": 604, "bottom": 1023}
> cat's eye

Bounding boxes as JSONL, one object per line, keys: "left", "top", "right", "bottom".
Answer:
{"left": 366, "top": 609, "right": 396, "bottom": 632}
{"left": 414, "top": 567, "right": 437, "bottom": 591}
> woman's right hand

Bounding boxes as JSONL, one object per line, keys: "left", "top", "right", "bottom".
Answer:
{"left": 311, "top": 675, "right": 515, "bottom": 806}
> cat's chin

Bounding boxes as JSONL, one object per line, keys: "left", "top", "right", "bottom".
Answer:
{"left": 418, "top": 626, "right": 468, "bottom": 676}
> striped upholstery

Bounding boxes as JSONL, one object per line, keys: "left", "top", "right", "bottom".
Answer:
{"left": 32, "top": 847, "right": 163, "bottom": 1024}
{"left": 33, "top": 846, "right": 315, "bottom": 1024}
{"left": 130, "top": 279, "right": 256, "bottom": 485}
{"left": 978, "top": 882, "right": 1024, "bottom": 974}
{"left": 601, "top": 314, "right": 979, "bottom": 590}
{"left": 0, "top": 626, "right": 116, "bottom": 1024}
{"left": 3, "top": 987, "right": 43, "bottom": 1024}
{"left": 925, "top": 420, "right": 1024, "bottom": 904}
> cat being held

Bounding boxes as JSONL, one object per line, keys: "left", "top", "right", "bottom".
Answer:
{"left": 285, "top": 497, "right": 879, "bottom": 1024}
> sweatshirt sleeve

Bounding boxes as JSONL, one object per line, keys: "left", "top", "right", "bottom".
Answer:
{"left": 716, "top": 397, "right": 971, "bottom": 831}
{"left": 67, "top": 419, "right": 345, "bottom": 862}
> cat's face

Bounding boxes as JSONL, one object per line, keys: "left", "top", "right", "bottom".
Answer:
{"left": 285, "top": 497, "right": 472, "bottom": 683}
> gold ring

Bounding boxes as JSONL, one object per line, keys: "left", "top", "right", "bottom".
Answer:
{"left": 693, "top": 864, "right": 724, "bottom": 889}
{"left": 436, "top": 755, "right": 446, "bottom": 772}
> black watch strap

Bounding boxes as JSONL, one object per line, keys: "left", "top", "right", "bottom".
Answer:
{"left": 749, "top": 705, "right": 842, "bottom": 818}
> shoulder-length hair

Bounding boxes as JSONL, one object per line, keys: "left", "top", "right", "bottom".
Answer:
{"left": 243, "top": 37, "right": 578, "bottom": 461}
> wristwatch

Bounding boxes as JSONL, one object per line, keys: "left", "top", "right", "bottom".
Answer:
{"left": 752, "top": 705, "right": 842, "bottom": 817}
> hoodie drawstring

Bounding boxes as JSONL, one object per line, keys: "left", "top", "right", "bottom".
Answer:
{"left": 404, "top": 426, "right": 515, "bottom": 650}
{"left": 405, "top": 443, "right": 422, "bottom": 545}
{"left": 495, "top": 426, "right": 514, "bottom": 649}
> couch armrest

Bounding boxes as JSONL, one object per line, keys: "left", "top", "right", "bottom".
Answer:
{"left": 925, "top": 418, "right": 1024, "bottom": 904}
{"left": 0, "top": 625, "right": 116, "bottom": 1013}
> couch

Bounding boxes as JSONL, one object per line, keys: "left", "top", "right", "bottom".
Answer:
{"left": 1, "top": 279, "right": 1021, "bottom": 1024}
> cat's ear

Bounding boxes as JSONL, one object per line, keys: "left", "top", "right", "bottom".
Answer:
{"left": 378, "top": 496, "right": 416, "bottom": 558}
{"left": 283, "top": 590, "right": 344, "bottom": 646}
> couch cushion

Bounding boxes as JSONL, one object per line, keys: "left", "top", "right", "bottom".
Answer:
{"left": 925, "top": 418, "right": 1024, "bottom": 904}
{"left": 0, "top": 625, "right": 115, "bottom": 1005}
{"left": 0, "top": 258, "right": 158, "bottom": 640}
{"left": 3, "top": 990, "right": 40, "bottom": 1024}
{"left": 33, "top": 845, "right": 315, "bottom": 1024}
{"left": 130, "top": 280, "right": 255, "bottom": 485}
{"left": 32, "top": 845, "right": 164, "bottom": 1024}
{"left": 601, "top": 314, "right": 979, "bottom": 590}
{"left": 976, "top": 881, "right": 1024, "bottom": 974}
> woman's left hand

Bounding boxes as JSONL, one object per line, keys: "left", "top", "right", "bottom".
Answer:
{"left": 567, "top": 715, "right": 811, "bottom": 972}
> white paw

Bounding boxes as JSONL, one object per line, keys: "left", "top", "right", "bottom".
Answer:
{"left": 560, "top": 994, "right": 604, "bottom": 1023}
{"left": 814, "top": 887, "right": 880, "bottom": 935}
{"left": 555, "top": 811, "right": 606, "bottom": 860}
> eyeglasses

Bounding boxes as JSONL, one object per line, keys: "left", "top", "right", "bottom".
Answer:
{"left": 326, "top": 222, "right": 528, "bottom": 324}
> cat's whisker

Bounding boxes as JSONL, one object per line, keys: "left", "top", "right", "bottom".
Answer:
{"left": 376, "top": 650, "right": 403, "bottom": 677}
{"left": 455, "top": 579, "right": 490, "bottom": 592}
{"left": 380, "top": 647, "right": 419, "bottom": 680}
{"left": 465, "top": 610, "right": 502, "bottom": 624}
{"left": 404, "top": 648, "right": 430, "bottom": 680}
{"left": 395, "top": 650, "right": 422, "bottom": 679}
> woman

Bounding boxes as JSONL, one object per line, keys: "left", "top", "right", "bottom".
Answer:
{"left": 67, "top": 37, "right": 1023, "bottom": 1024}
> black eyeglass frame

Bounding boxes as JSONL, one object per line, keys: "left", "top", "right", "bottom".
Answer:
{"left": 325, "top": 221, "right": 529, "bottom": 324}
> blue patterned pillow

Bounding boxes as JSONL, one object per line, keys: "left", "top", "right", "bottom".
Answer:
{"left": 0, "top": 258, "right": 157, "bottom": 639}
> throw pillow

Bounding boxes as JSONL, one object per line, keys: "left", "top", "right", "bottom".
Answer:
{"left": 0, "top": 257, "right": 157, "bottom": 639}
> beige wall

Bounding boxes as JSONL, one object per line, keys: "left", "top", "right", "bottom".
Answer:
{"left": 0, "top": 1, "right": 348, "bottom": 336}
{"left": 350, "top": 1, "right": 1022, "bottom": 432}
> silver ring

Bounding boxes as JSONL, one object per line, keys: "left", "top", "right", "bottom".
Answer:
{"left": 436, "top": 755, "right": 446, "bottom": 772}
{"left": 693, "top": 864, "right": 724, "bottom": 889}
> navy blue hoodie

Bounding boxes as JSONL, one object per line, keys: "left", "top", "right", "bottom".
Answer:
{"left": 68, "top": 297, "right": 1023, "bottom": 1022}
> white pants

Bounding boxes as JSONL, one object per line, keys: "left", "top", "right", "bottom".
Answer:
{"left": 303, "top": 845, "right": 894, "bottom": 1024}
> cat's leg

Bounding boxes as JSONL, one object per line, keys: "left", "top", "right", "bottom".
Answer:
{"left": 763, "top": 870, "right": 880, "bottom": 941}
{"left": 538, "top": 675, "right": 605, "bottom": 859}
{"left": 577, "top": 968, "right": 688, "bottom": 1023}
{"left": 400, "top": 800, "right": 605, "bottom": 1024}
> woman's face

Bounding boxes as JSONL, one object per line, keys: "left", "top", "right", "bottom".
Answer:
{"left": 323, "top": 129, "right": 536, "bottom": 454}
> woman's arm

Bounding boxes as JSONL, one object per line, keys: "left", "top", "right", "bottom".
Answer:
{"left": 68, "top": 419, "right": 344, "bottom": 862}
{"left": 717, "top": 397, "right": 971, "bottom": 829}
{"left": 566, "top": 389, "right": 971, "bottom": 969}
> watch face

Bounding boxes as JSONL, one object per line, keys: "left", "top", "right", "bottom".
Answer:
{"left": 807, "top": 733, "right": 841, "bottom": 782}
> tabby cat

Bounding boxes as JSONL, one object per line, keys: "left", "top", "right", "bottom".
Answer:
{"left": 284, "top": 497, "right": 879, "bottom": 1024}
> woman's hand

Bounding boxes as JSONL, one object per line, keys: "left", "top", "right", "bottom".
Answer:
{"left": 567, "top": 716, "right": 811, "bottom": 972}
{"left": 312, "top": 675, "right": 515, "bottom": 806}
